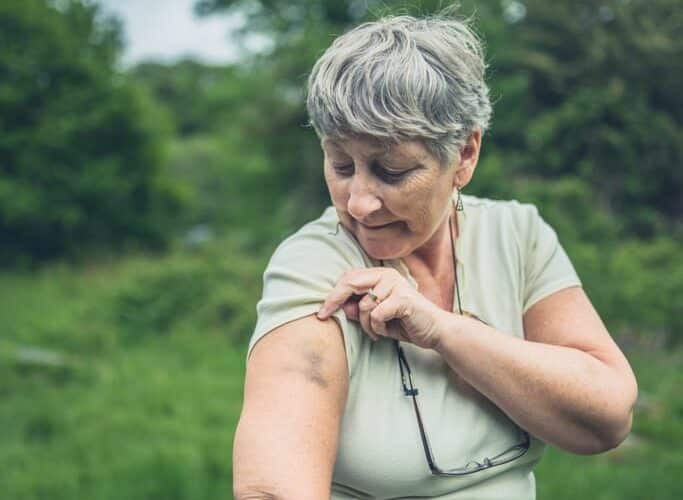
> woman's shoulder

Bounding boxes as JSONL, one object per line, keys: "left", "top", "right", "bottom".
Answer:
{"left": 267, "top": 206, "right": 368, "bottom": 276}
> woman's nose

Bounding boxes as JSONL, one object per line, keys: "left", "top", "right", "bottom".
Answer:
{"left": 347, "top": 176, "right": 382, "bottom": 220}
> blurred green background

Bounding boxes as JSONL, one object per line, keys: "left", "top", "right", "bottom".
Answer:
{"left": 1, "top": 0, "right": 681, "bottom": 498}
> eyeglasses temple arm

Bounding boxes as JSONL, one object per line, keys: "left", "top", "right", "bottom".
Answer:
{"left": 395, "top": 340, "right": 442, "bottom": 473}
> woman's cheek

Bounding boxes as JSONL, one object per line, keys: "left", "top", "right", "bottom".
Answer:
{"left": 327, "top": 181, "right": 346, "bottom": 206}
{"left": 324, "top": 171, "right": 343, "bottom": 200}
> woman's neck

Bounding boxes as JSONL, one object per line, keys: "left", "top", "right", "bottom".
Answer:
{"left": 403, "top": 204, "right": 457, "bottom": 281}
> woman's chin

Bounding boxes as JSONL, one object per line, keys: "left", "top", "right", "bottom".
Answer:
{"left": 341, "top": 219, "right": 410, "bottom": 260}
{"left": 357, "top": 238, "right": 405, "bottom": 261}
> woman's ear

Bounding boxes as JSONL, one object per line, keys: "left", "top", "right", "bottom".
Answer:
{"left": 452, "top": 130, "right": 482, "bottom": 189}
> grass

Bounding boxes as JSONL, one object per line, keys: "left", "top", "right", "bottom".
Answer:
{"left": 0, "top": 242, "right": 260, "bottom": 500}
{"left": 1, "top": 338, "right": 243, "bottom": 500}
{"left": 0, "top": 243, "right": 680, "bottom": 499}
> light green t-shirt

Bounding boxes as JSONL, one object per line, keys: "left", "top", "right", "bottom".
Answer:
{"left": 248, "top": 194, "right": 582, "bottom": 499}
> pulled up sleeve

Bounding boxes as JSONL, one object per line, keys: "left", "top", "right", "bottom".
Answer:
{"left": 248, "top": 228, "right": 366, "bottom": 377}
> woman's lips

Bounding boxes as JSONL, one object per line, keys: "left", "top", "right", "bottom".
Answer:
{"left": 358, "top": 221, "right": 395, "bottom": 230}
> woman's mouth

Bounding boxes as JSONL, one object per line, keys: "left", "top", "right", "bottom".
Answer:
{"left": 358, "top": 221, "right": 395, "bottom": 230}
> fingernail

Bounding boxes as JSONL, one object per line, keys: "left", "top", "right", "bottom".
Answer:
{"left": 317, "top": 308, "right": 328, "bottom": 319}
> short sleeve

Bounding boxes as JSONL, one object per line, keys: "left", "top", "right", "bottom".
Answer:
{"left": 248, "top": 227, "right": 365, "bottom": 377}
{"left": 518, "top": 204, "right": 582, "bottom": 313}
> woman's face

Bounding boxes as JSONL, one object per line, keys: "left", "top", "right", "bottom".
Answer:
{"left": 322, "top": 136, "right": 459, "bottom": 260}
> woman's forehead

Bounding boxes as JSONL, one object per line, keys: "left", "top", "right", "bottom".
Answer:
{"left": 322, "top": 136, "right": 385, "bottom": 151}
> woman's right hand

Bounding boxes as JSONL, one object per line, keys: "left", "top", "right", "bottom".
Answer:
{"left": 317, "top": 267, "right": 450, "bottom": 350}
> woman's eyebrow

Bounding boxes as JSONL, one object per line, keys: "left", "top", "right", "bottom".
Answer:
{"left": 376, "top": 151, "right": 425, "bottom": 167}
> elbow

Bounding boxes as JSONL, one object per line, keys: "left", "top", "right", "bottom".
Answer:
{"left": 558, "top": 361, "right": 638, "bottom": 455}
{"left": 568, "top": 409, "right": 634, "bottom": 456}
{"left": 587, "top": 377, "right": 638, "bottom": 455}
{"left": 234, "top": 483, "right": 321, "bottom": 500}
{"left": 596, "top": 363, "right": 638, "bottom": 453}
{"left": 234, "top": 484, "right": 329, "bottom": 500}
{"left": 575, "top": 376, "right": 638, "bottom": 455}
{"left": 234, "top": 477, "right": 284, "bottom": 500}
{"left": 596, "top": 408, "right": 634, "bottom": 453}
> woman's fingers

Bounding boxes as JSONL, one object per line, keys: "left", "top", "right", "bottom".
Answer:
{"left": 318, "top": 268, "right": 400, "bottom": 319}
{"left": 369, "top": 305, "right": 389, "bottom": 338}
{"left": 317, "top": 269, "right": 381, "bottom": 319}
{"left": 357, "top": 295, "right": 379, "bottom": 340}
{"left": 370, "top": 295, "right": 408, "bottom": 340}
{"left": 363, "top": 280, "right": 393, "bottom": 339}
{"left": 316, "top": 267, "right": 412, "bottom": 343}
{"left": 319, "top": 266, "right": 441, "bottom": 349}
{"left": 357, "top": 278, "right": 399, "bottom": 340}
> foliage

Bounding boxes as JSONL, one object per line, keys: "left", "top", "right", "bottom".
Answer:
{"left": 603, "top": 238, "right": 683, "bottom": 340}
{"left": 163, "top": 132, "right": 293, "bottom": 247}
{"left": 107, "top": 244, "right": 263, "bottom": 345}
{"left": 0, "top": 0, "right": 182, "bottom": 265}
{"left": 489, "top": 0, "right": 683, "bottom": 237}
{"left": 0, "top": 240, "right": 266, "bottom": 355}
{"left": 131, "top": 61, "right": 252, "bottom": 137}
{"left": 0, "top": 242, "right": 267, "bottom": 496}
{"left": 130, "top": 60, "right": 321, "bottom": 241}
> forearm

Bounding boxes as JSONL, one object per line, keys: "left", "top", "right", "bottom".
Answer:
{"left": 434, "top": 314, "right": 636, "bottom": 454}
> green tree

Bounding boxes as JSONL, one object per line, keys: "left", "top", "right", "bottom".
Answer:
{"left": 489, "top": 0, "right": 683, "bottom": 237}
{"left": 131, "top": 61, "right": 251, "bottom": 137}
{"left": 130, "top": 61, "right": 292, "bottom": 248}
{"left": 0, "top": 0, "right": 181, "bottom": 265}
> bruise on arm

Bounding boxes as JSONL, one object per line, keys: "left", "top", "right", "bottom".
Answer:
{"left": 282, "top": 340, "right": 333, "bottom": 390}
{"left": 301, "top": 348, "right": 329, "bottom": 389}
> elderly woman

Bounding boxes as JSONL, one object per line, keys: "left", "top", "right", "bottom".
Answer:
{"left": 233, "top": 12, "right": 638, "bottom": 500}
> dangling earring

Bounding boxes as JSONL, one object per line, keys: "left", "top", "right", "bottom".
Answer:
{"left": 455, "top": 187, "right": 464, "bottom": 211}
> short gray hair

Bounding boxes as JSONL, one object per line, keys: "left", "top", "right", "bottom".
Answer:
{"left": 306, "top": 12, "right": 491, "bottom": 166}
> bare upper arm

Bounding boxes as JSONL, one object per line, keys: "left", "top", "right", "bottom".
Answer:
{"left": 523, "top": 286, "right": 637, "bottom": 401}
{"left": 233, "top": 314, "right": 349, "bottom": 499}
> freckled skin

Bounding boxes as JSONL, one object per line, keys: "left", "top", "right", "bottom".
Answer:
{"left": 322, "top": 137, "right": 458, "bottom": 262}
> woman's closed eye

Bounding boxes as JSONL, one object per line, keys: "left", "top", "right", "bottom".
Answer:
{"left": 332, "top": 163, "right": 354, "bottom": 176}
{"left": 332, "top": 162, "right": 411, "bottom": 184}
{"left": 375, "top": 164, "right": 409, "bottom": 184}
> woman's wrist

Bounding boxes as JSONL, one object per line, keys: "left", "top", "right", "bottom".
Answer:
{"left": 431, "top": 309, "right": 468, "bottom": 353}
